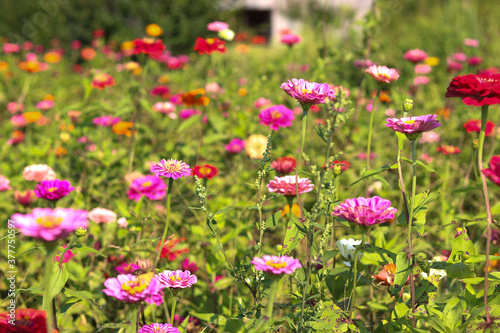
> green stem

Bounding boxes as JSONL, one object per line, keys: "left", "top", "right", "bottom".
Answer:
{"left": 153, "top": 177, "right": 174, "bottom": 272}
{"left": 408, "top": 139, "right": 417, "bottom": 324}
{"left": 42, "top": 242, "right": 57, "bottom": 332}
{"left": 366, "top": 88, "right": 381, "bottom": 170}
{"left": 286, "top": 196, "right": 295, "bottom": 222}
{"left": 267, "top": 277, "right": 280, "bottom": 318}
{"left": 17, "top": 75, "right": 32, "bottom": 106}
{"left": 170, "top": 294, "right": 178, "bottom": 325}
{"left": 295, "top": 106, "right": 311, "bottom": 218}
{"left": 478, "top": 105, "right": 493, "bottom": 323}
{"left": 348, "top": 232, "right": 366, "bottom": 322}
{"left": 129, "top": 304, "right": 139, "bottom": 333}
{"left": 58, "top": 235, "right": 78, "bottom": 265}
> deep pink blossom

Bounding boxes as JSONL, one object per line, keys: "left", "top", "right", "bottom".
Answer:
{"left": 139, "top": 323, "right": 179, "bottom": 333}
{"left": 482, "top": 156, "right": 500, "bottom": 187}
{"left": 225, "top": 138, "right": 245, "bottom": 154}
{"left": 207, "top": 21, "right": 229, "bottom": 32}
{"left": 332, "top": 196, "right": 397, "bottom": 227}
{"left": 366, "top": 65, "right": 399, "bottom": 83}
{"left": 281, "top": 78, "right": 335, "bottom": 105}
{"left": 151, "top": 159, "right": 191, "bottom": 179}
{"left": 267, "top": 176, "right": 314, "bottom": 196}
{"left": 281, "top": 33, "right": 301, "bottom": 46}
{"left": 34, "top": 179, "right": 74, "bottom": 201}
{"left": 385, "top": 114, "right": 441, "bottom": 136}
{"left": 93, "top": 115, "right": 121, "bottom": 127}
{"left": 252, "top": 255, "right": 301, "bottom": 275}
{"left": 103, "top": 274, "right": 165, "bottom": 305}
{"left": 115, "top": 262, "right": 141, "bottom": 274}
{"left": 128, "top": 175, "right": 167, "bottom": 201}
{"left": 403, "top": 49, "right": 427, "bottom": 63}
{"left": 156, "top": 270, "right": 197, "bottom": 288}
{"left": 258, "top": 105, "right": 295, "bottom": 130}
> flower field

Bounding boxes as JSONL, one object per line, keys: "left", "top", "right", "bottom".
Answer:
{"left": 2, "top": 1, "right": 500, "bottom": 332}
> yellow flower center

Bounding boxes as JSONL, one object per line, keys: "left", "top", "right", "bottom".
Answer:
{"left": 161, "top": 160, "right": 182, "bottom": 173}
{"left": 271, "top": 111, "right": 282, "bottom": 119}
{"left": 36, "top": 216, "right": 63, "bottom": 228}
{"left": 404, "top": 120, "right": 415, "bottom": 125}
{"left": 142, "top": 181, "right": 152, "bottom": 187}
{"left": 48, "top": 187, "right": 58, "bottom": 193}
{"left": 207, "top": 38, "right": 214, "bottom": 44}
{"left": 199, "top": 167, "right": 211, "bottom": 176}
{"left": 121, "top": 279, "right": 148, "bottom": 295}
{"left": 169, "top": 276, "right": 182, "bottom": 282}
{"left": 301, "top": 88, "right": 311, "bottom": 94}
{"left": 265, "top": 260, "right": 287, "bottom": 269}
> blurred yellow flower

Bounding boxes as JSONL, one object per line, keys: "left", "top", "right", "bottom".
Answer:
{"left": 0, "top": 61, "right": 8, "bottom": 71}
{"left": 146, "top": 24, "right": 163, "bottom": 37}
{"left": 245, "top": 134, "right": 268, "bottom": 159}
{"left": 44, "top": 51, "right": 61, "bottom": 63}
{"left": 281, "top": 204, "right": 300, "bottom": 218}
{"left": 60, "top": 132, "right": 71, "bottom": 142}
{"left": 238, "top": 88, "right": 248, "bottom": 96}
{"left": 425, "top": 57, "right": 439, "bottom": 66}
{"left": 23, "top": 112, "right": 42, "bottom": 123}
{"left": 121, "top": 41, "right": 134, "bottom": 51}
{"left": 44, "top": 94, "right": 55, "bottom": 101}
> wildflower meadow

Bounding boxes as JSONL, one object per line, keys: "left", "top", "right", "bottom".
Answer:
{"left": 2, "top": 0, "right": 500, "bottom": 332}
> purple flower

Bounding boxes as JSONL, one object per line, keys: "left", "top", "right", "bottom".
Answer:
{"left": 251, "top": 255, "right": 301, "bottom": 275}
{"left": 385, "top": 114, "right": 441, "bottom": 140}
{"left": 156, "top": 270, "right": 197, "bottom": 289}
{"left": 34, "top": 179, "right": 74, "bottom": 201}
{"left": 11, "top": 208, "right": 88, "bottom": 241}
{"left": 151, "top": 159, "right": 191, "bottom": 179}
{"left": 332, "top": 196, "right": 397, "bottom": 227}
{"left": 180, "top": 258, "right": 199, "bottom": 274}
{"left": 103, "top": 273, "right": 165, "bottom": 305}
{"left": 258, "top": 104, "right": 295, "bottom": 131}
{"left": 280, "top": 78, "right": 335, "bottom": 105}
{"left": 225, "top": 138, "right": 245, "bottom": 154}
{"left": 128, "top": 176, "right": 167, "bottom": 201}
{"left": 139, "top": 323, "right": 180, "bottom": 333}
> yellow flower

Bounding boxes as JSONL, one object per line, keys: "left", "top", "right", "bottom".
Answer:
{"left": 23, "top": 112, "right": 42, "bottom": 123}
{"left": 245, "top": 134, "right": 268, "bottom": 159}
{"left": 218, "top": 29, "right": 235, "bottom": 41}
{"left": 121, "top": 41, "right": 134, "bottom": 51}
{"left": 238, "top": 88, "right": 248, "bottom": 96}
{"left": 60, "top": 132, "right": 71, "bottom": 142}
{"left": 55, "top": 146, "right": 67, "bottom": 157}
{"left": 425, "top": 57, "right": 439, "bottom": 66}
{"left": 44, "top": 94, "right": 55, "bottom": 101}
{"left": 146, "top": 24, "right": 163, "bottom": 37}
{"left": 44, "top": 51, "right": 61, "bottom": 63}
{"left": 281, "top": 204, "right": 301, "bottom": 218}
{"left": 0, "top": 61, "right": 8, "bottom": 71}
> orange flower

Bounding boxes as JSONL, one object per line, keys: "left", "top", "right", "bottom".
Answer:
{"left": 487, "top": 253, "right": 500, "bottom": 272}
{"left": 181, "top": 88, "right": 209, "bottom": 106}
{"left": 36, "top": 116, "right": 50, "bottom": 126}
{"left": 436, "top": 107, "right": 450, "bottom": 120}
{"left": 55, "top": 146, "right": 67, "bottom": 157}
{"left": 238, "top": 88, "right": 248, "bottom": 96}
{"left": 112, "top": 121, "right": 134, "bottom": 136}
{"left": 0, "top": 61, "right": 8, "bottom": 71}
{"left": 23, "top": 112, "right": 42, "bottom": 123}
{"left": 372, "top": 263, "right": 397, "bottom": 286}
{"left": 19, "top": 61, "right": 43, "bottom": 73}
{"left": 373, "top": 90, "right": 392, "bottom": 103}
{"left": 157, "top": 75, "right": 169, "bottom": 84}
{"left": 281, "top": 204, "right": 300, "bottom": 218}
{"left": 44, "top": 51, "right": 61, "bottom": 63}
{"left": 59, "top": 124, "right": 75, "bottom": 132}
{"left": 146, "top": 23, "right": 163, "bottom": 37}
{"left": 81, "top": 48, "right": 96, "bottom": 61}
{"left": 44, "top": 94, "right": 55, "bottom": 101}
{"left": 235, "top": 44, "right": 250, "bottom": 53}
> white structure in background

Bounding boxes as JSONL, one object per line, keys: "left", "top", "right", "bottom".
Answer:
{"left": 238, "top": 0, "right": 373, "bottom": 42}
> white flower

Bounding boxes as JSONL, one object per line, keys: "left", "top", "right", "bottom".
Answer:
{"left": 218, "top": 29, "right": 235, "bottom": 41}
{"left": 336, "top": 238, "right": 364, "bottom": 267}
{"left": 421, "top": 256, "right": 447, "bottom": 280}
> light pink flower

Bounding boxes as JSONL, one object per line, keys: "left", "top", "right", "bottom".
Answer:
{"left": 36, "top": 100, "right": 54, "bottom": 110}
{"left": 403, "top": 49, "right": 427, "bottom": 63}
{"left": 464, "top": 38, "right": 479, "bottom": 47}
{"left": 451, "top": 52, "right": 467, "bottom": 62}
{"left": 385, "top": 108, "right": 396, "bottom": 117}
{"left": 414, "top": 64, "right": 431, "bottom": 75}
{"left": 0, "top": 175, "right": 12, "bottom": 191}
{"left": 153, "top": 102, "right": 176, "bottom": 114}
{"left": 23, "top": 164, "right": 56, "bottom": 182}
{"left": 205, "top": 82, "right": 225, "bottom": 95}
{"left": 366, "top": 65, "right": 399, "bottom": 83}
{"left": 151, "top": 159, "right": 191, "bottom": 179}
{"left": 7, "top": 102, "right": 25, "bottom": 114}
{"left": 254, "top": 97, "right": 272, "bottom": 109}
{"left": 252, "top": 255, "right": 301, "bottom": 275}
{"left": 258, "top": 105, "right": 295, "bottom": 131}
{"left": 419, "top": 131, "right": 441, "bottom": 144}
{"left": 117, "top": 217, "right": 129, "bottom": 228}
{"left": 103, "top": 274, "right": 165, "bottom": 305}
{"left": 116, "top": 262, "right": 141, "bottom": 274}
{"left": 280, "top": 78, "right": 335, "bottom": 105}
{"left": 88, "top": 208, "right": 117, "bottom": 223}
{"left": 139, "top": 323, "right": 179, "bottom": 333}
{"left": 413, "top": 76, "right": 429, "bottom": 86}
{"left": 3, "top": 43, "right": 20, "bottom": 53}
{"left": 385, "top": 114, "right": 441, "bottom": 135}
{"left": 267, "top": 176, "right": 314, "bottom": 196}
{"left": 156, "top": 270, "right": 197, "bottom": 288}
{"left": 332, "top": 196, "right": 397, "bottom": 227}
{"left": 207, "top": 21, "right": 229, "bottom": 32}
{"left": 10, "top": 114, "right": 27, "bottom": 128}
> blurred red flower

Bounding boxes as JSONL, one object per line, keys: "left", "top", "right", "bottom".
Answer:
{"left": 463, "top": 119, "right": 495, "bottom": 136}
{"left": 445, "top": 73, "right": 500, "bottom": 106}
{"left": 192, "top": 164, "right": 219, "bottom": 179}
{"left": 193, "top": 37, "right": 226, "bottom": 55}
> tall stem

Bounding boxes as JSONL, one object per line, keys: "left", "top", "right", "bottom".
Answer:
{"left": 58, "top": 235, "right": 77, "bottom": 265}
{"left": 478, "top": 105, "right": 493, "bottom": 323}
{"left": 295, "top": 106, "right": 310, "bottom": 218}
{"left": 408, "top": 139, "right": 417, "bottom": 324}
{"left": 366, "top": 88, "right": 381, "bottom": 170}
{"left": 267, "top": 277, "right": 280, "bottom": 318}
{"left": 129, "top": 304, "right": 139, "bottom": 333}
{"left": 153, "top": 178, "right": 174, "bottom": 272}
{"left": 42, "top": 242, "right": 57, "bottom": 332}
{"left": 170, "top": 294, "right": 178, "bottom": 325}
{"left": 348, "top": 232, "right": 366, "bottom": 322}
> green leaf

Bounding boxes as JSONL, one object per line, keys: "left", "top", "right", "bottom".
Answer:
{"left": 63, "top": 288, "right": 95, "bottom": 300}
{"left": 466, "top": 254, "right": 500, "bottom": 263}
{"left": 347, "top": 161, "right": 398, "bottom": 188}
{"left": 396, "top": 132, "right": 406, "bottom": 151}
{"left": 282, "top": 215, "right": 305, "bottom": 256}
{"left": 96, "top": 322, "right": 130, "bottom": 332}
{"left": 391, "top": 253, "right": 412, "bottom": 296}
{"left": 413, "top": 279, "right": 438, "bottom": 306}
{"left": 114, "top": 200, "right": 131, "bottom": 218}
{"left": 359, "top": 243, "right": 397, "bottom": 265}
{"left": 214, "top": 244, "right": 223, "bottom": 252}
{"left": 214, "top": 206, "right": 235, "bottom": 216}
{"left": 130, "top": 237, "right": 161, "bottom": 248}
{"left": 47, "top": 263, "right": 70, "bottom": 303}
{"left": 392, "top": 303, "right": 409, "bottom": 320}
{"left": 58, "top": 298, "right": 81, "bottom": 315}
{"left": 321, "top": 250, "right": 340, "bottom": 263}
{"left": 177, "top": 114, "right": 201, "bottom": 132}
{"left": 397, "top": 190, "right": 439, "bottom": 237}
{"left": 190, "top": 313, "right": 244, "bottom": 333}
{"left": 401, "top": 157, "right": 438, "bottom": 174}
{"left": 265, "top": 210, "right": 282, "bottom": 228}
{"left": 306, "top": 301, "right": 350, "bottom": 331}
{"left": 446, "top": 262, "right": 475, "bottom": 279}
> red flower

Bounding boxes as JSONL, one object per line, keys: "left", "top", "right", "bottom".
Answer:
{"left": 463, "top": 119, "right": 495, "bottom": 136}
{"left": 482, "top": 155, "right": 500, "bottom": 187}
{"left": 0, "top": 308, "right": 58, "bottom": 333}
{"left": 270, "top": 157, "right": 297, "bottom": 174}
{"left": 324, "top": 160, "right": 351, "bottom": 173}
{"left": 91, "top": 73, "right": 115, "bottom": 90}
{"left": 133, "top": 38, "right": 165, "bottom": 57}
{"left": 193, "top": 37, "right": 226, "bottom": 55}
{"left": 436, "top": 145, "right": 461, "bottom": 155}
{"left": 192, "top": 164, "right": 219, "bottom": 179}
{"left": 151, "top": 85, "right": 170, "bottom": 99}
{"left": 251, "top": 35, "right": 267, "bottom": 45}
{"left": 445, "top": 73, "right": 500, "bottom": 106}
{"left": 157, "top": 235, "right": 189, "bottom": 260}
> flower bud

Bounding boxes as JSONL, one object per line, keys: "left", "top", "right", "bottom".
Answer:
{"left": 276, "top": 244, "right": 283, "bottom": 253}
{"left": 334, "top": 164, "right": 342, "bottom": 175}
{"left": 473, "top": 139, "right": 479, "bottom": 149}
{"left": 403, "top": 98, "right": 414, "bottom": 113}
{"left": 76, "top": 227, "right": 87, "bottom": 237}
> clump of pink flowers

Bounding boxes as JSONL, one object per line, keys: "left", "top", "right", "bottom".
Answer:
{"left": 366, "top": 65, "right": 400, "bottom": 84}
{"left": 88, "top": 208, "right": 117, "bottom": 223}
{"left": 128, "top": 175, "right": 167, "bottom": 201}
{"left": 332, "top": 196, "right": 397, "bottom": 227}
{"left": 23, "top": 164, "right": 56, "bottom": 182}
{"left": 258, "top": 105, "right": 295, "bottom": 131}
{"left": 156, "top": 270, "right": 197, "bottom": 289}
{"left": 267, "top": 175, "right": 314, "bottom": 196}
{"left": 252, "top": 255, "right": 301, "bottom": 275}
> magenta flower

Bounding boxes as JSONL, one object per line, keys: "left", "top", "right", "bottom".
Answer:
{"left": 11, "top": 208, "right": 88, "bottom": 241}
{"left": 128, "top": 175, "right": 167, "bottom": 201}
{"left": 103, "top": 274, "right": 165, "bottom": 305}
{"left": 403, "top": 49, "right": 428, "bottom": 63}
{"left": 151, "top": 159, "right": 191, "bottom": 179}
{"left": 181, "top": 258, "right": 199, "bottom": 274}
{"left": 156, "top": 270, "right": 197, "bottom": 289}
{"left": 251, "top": 255, "right": 301, "bottom": 275}
{"left": 280, "top": 33, "right": 301, "bottom": 46}
{"left": 34, "top": 179, "right": 74, "bottom": 201}
{"left": 36, "top": 100, "right": 54, "bottom": 110}
{"left": 225, "top": 138, "right": 245, "bottom": 154}
{"left": 139, "top": 323, "right": 180, "bottom": 333}
{"left": 0, "top": 175, "right": 12, "bottom": 191}
{"left": 56, "top": 245, "right": 75, "bottom": 263}
{"left": 115, "top": 262, "right": 141, "bottom": 274}
{"left": 482, "top": 155, "right": 500, "bottom": 187}
{"left": 207, "top": 21, "right": 229, "bottom": 32}
{"left": 385, "top": 114, "right": 441, "bottom": 139}
{"left": 280, "top": 78, "right": 335, "bottom": 105}
{"left": 332, "top": 196, "right": 397, "bottom": 227}
{"left": 258, "top": 104, "right": 295, "bottom": 131}
{"left": 93, "top": 115, "right": 121, "bottom": 127}
{"left": 366, "top": 65, "right": 400, "bottom": 84}
{"left": 267, "top": 176, "right": 314, "bottom": 196}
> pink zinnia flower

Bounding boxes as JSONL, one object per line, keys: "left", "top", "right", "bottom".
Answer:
{"left": 151, "top": 159, "right": 191, "bottom": 179}
{"left": 271, "top": 156, "right": 297, "bottom": 174}
{"left": 11, "top": 208, "right": 88, "bottom": 241}
{"left": 139, "top": 323, "right": 179, "bottom": 333}
{"left": 403, "top": 49, "right": 427, "bottom": 63}
{"left": 414, "top": 64, "right": 431, "bottom": 75}
{"left": 56, "top": 245, "right": 75, "bottom": 263}
{"left": 446, "top": 58, "right": 463, "bottom": 73}
{"left": 88, "top": 208, "right": 117, "bottom": 223}
{"left": 225, "top": 138, "right": 245, "bottom": 154}
{"left": 7, "top": 101, "right": 25, "bottom": 114}
{"left": 156, "top": 270, "right": 197, "bottom": 289}
{"left": 254, "top": 97, "right": 272, "bottom": 109}
{"left": 93, "top": 115, "right": 121, "bottom": 127}
{"left": 385, "top": 114, "right": 441, "bottom": 136}
{"left": 153, "top": 102, "right": 176, "bottom": 115}
{"left": 36, "top": 100, "right": 54, "bottom": 110}
{"left": 10, "top": 114, "right": 27, "bottom": 127}
{"left": 464, "top": 38, "right": 479, "bottom": 47}
{"left": 267, "top": 175, "right": 314, "bottom": 196}
{"left": 419, "top": 131, "right": 441, "bottom": 144}
{"left": 258, "top": 104, "right": 295, "bottom": 131}
{"left": 451, "top": 52, "right": 467, "bottom": 62}
{"left": 467, "top": 56, "right": 483, "bottom": 66}
{"left": 34, "top": 179, "right": 74, "bottom": 201}
{"left": 332, "top": 196, "right": 397, "bottom": 227}
{"left": 91, "top": 73, "right": 115, "bottom": 90}
{"left": 413, "top": 76, "right": 429, "bottom": 86}
{"left": 281, "top": 33, "right": 302, "bottom": 46}
{"left": 117, "top": 217, "right": 129, "bottom": 228}
{"left": 207, "top": 21, "right": 229, "bottom": 32}
{"left": 23, "top": 164, "right": 56, "bottom": 182}
{"left": 280, "top": 78, "right": 335, "bottom": 105}
{"left": 366, "top": 65, "right": 400, "bottom": 84}
{"left": 3, "top": 43, "right": 20, "bottom": 53}
{"left": 0, "top": 175, "right": 12, "bottom": 191}
{"left": 128, "top": 175, "right": 167, "bottom": 201}
{"left": 179, "top": 108, "right": 200, "bottom": 119}
{"left": 354, "top": 59, "right": 375, "bottom": 68}
{"left": 151, "top": 85, "right": 170, "bottom": 98}
{"left": 181, "top": 258, "right": 199, "bottom": 274}
{"left": 103, "top": 274, "right": 165, "bottom": 305}
{"left": 251, "top": 255, "right": 301, "bottom": 275}
{"left": 482, "top": 156, "right": 500, "bottom": 187}
{"left": 115, "top": 262, "right": 141, "bottom": 274}
{"left": 14, "top": 190, "right": 37, "bottom": 206}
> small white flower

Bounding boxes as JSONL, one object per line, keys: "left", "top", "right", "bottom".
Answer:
{"left": 336, "top": 238, "right": 364, "bottom": 267}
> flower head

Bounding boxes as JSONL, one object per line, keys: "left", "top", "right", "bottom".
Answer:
{"left": 36, "top": 100, "right": 54, "bottom": 110}
{"left": 464, "top": 38, "right": 479, "bottom": 47}
{"left": 34, "top": 179, "right": 74, "bottom": 201}
{"left": 245, "top": 134, "right": 268, "bottom": 159}
{"left": 436, "top": 145, "right": 461, "bottom": 155}
{"left": 181, "top": 258, "right": 199, "bottom": 274}
{"left": 151, "top": 159, "right": 191, "bottom": 179}
{"left": 88, "top": 208, "right": 117, "bottom": 223}
{"left": 193, "top": 37, "right": 226, "bottom": 55}
{"left": 254, "top": 97, "right": 272, "bottom": 109}
{"left": 146, "top": 24, "right": 163, "bottom": 37}
{"left": 181, "top": 88, "right": 209, "bottom": 106}
{"left": 56, "top": 245, "right": 75, "bottom": 263}
{"left": 225, "top": 138, "right": 245, "bottom": 154}
{"left": 15, "top": 190, "right": 37, "bottom": 206}
{"left": 251, "top": 255, "right": 301, "bottom": 275}
{"left": 207, "top": 21, "right": 229, "bottom": 32}
{"left": 385, "top": 114, "right": 441, "bottom": 139}
{"left": 464, "top": 119, "right": 495, "bottom": 136}
{"left": 267, "top": 176, "right": 314, "bottom": 196}
{"left": 23, "top": 164, "right": 56, "bottom": 182}
{"left": 0, "top": 308, "right": 52, "bottom": 333}
{"left": 271, "top": 157, "right": 297, "bottom": 174}
{"left": 139, "top": 323, "right": 180, "bottom": 333}
{"left": 445, "top": 73, "right": 500, "bottom": 106}
{"left": 133, "top": 38, "right": 165, "bottom": 57}
{"left": 156, "top": 270, "right": 197, "bottom": 288}
{"left": 372, "top": 263, "right": 397, "bottom": 286}
{"left": 116, "top": 262, "right": 141, "bottom": 274}
{"left": 151, "top": 85, "right": 170, "bottom": 98}
{"left": 157, "top": 236, "right": 189, "bottom": 260}
{"left": 0, "top": 175, "right": 12, "bottom": 191}
{"left": 332, "top": 196, "right": 397, "bottom": 227}
{"left": 482, "top": 155, "right": 500, "bottom": 187}
{"left": 218, "top": 29, "right": 235, "bottom": 41}
{"left": 259, "top": 105, "right": 295, "bottom": 131}
{"left": 93, "top": 115, "right": 121, "bottom": 127}
{"left": 419, "top": 131, "right": 441, "bottom": 144}
{"left": 11, "top": 208, "right": 88, "bottom": 241}
{"left": 281, "top": 33, "right": 302, "bottom": 46}
{"left": 91, "top": 73, "right": 115, "bottom": 90}
{"left": 403, "top": 49, "right": 428, "bottom": 63}
{"left": 366, "top": 65, "right": 400, "bottom": 84}
{"left": 192, "top": 164, "right": 219, "bottom": 179}
{"left": 280, "top": 78, "right": 335, "bottom": 105}
{"left": 103, "top": 273, "right": 164, "bottom": 305}
{"left": 128, "top": 176, "right": 167, "bottom": 201}
{"left": 336, "top": 238, "right": 364, "bottom": 267}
